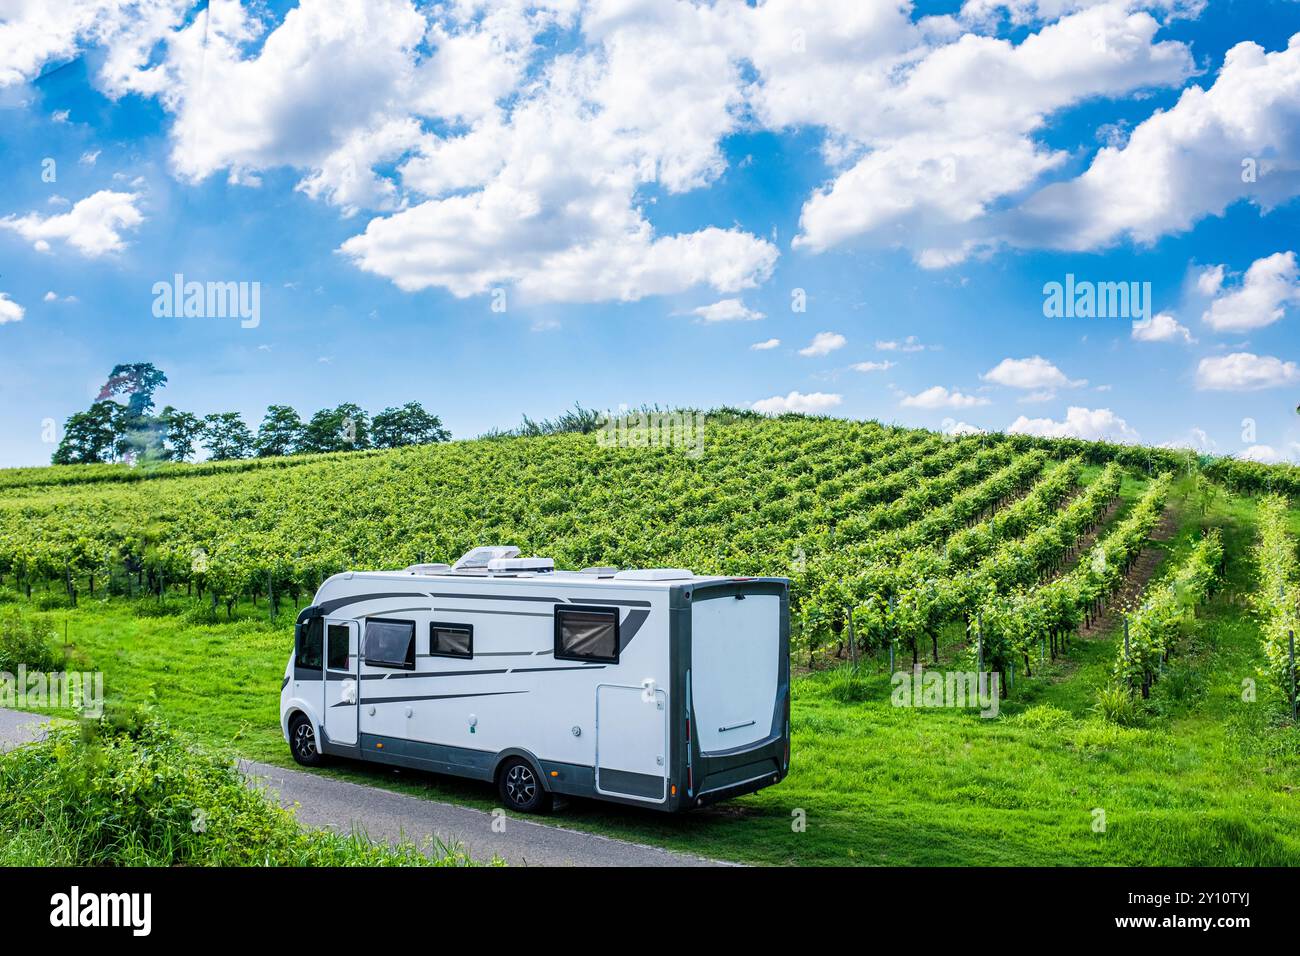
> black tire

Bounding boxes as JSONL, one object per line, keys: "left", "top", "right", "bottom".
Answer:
{"left": 289, "top": 713, "right": 324, "bottom": 767}
{"left": 496, "top": 757, "right": 552, "bottom": 814}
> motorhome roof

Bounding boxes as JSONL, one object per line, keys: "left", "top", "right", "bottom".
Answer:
{"left": 346, "top": 568, "right": 744, "bottom": 590}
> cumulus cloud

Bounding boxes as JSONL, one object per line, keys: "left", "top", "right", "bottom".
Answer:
{"left": 1132, "top": 311, "right": 1196, "bottom": 343}
{"left": 1008, "top": 406, "right": 1140, "bottom": 442}
{"left": 1008, "top": 35, "right": 1300, "bottom": 253}
{"left": 1200, "top": 251, "right": 1300, "bottom": 332}
{"left": 982, "top": 355, "right": 1085, "bottom": 390}
{"left": 0, "top": 190, "right": 143, "bottom": 256}
{"left": 1160, "top": 427, "right": 1216, "bottom": 453}
{"left": 781, "top": 1, "right": 1197, "bottom": 263}
{"left": 11, "top": 0, "right": 1274, "bottom": 308}
{"left": 852, "top": 360, "right": 896, "bottom": 372}
{"left": 799, "top": 332, "right": 847, "bottom": 357}
{"left": 1196, "top": 352, "right": 1300, "bottom": 390}
{"left": 688, "top": 298, "right": 765, "bottom": 322}
{"left": 750, "top": 338, "right": 781, "bottom": 350}
{"left": 942, "top": 417, "right": 986, "bottom": 436}
{"left": 751, "top": 391, "right": 843, "bottom": 414}
{"left": 0, "top": 293, "right": 24, "bottom": 324}
{"left": 900, "top": 386, "right": 990, "bottom": 409}
{"left": 1238, "top": 444, "right": 1295, "bottom": 464}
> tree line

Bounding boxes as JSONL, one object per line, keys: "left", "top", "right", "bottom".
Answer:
{"left": 53, "top": 363, "right": 450, "bottom": 464}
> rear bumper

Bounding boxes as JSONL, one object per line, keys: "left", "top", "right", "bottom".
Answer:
{"left": 688, "top": 733, "right": 788, "bottom": 809}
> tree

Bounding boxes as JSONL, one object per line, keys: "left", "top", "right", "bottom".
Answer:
{"left": 201, "top": 412, "right": 254, "bottom": 461}
{"left": 372, "top": 402, "right": 451, "bottom": 448}
{"left": 52, "top": 401, "right": 123, "bottom": 464}
{"left": 301, "top": 403, "right": 370, "bottom": 453}
{"left": 159, "top": 406, "right": 204, "bottom": 462}
{"left": 255, "top": 405, "right": 305, "bottom": 457}
{"left": 97, "top": 363, "right": 167, "bottom": 421}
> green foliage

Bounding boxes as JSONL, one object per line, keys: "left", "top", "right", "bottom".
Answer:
{"left": 825, "top": 667, "right": 871, "bottom": 703}
{"left": 372, "top": 402, "right": 451, "bottom": 448}
{"left": 1091, "top": 682, "right": 1145, "bottom": 727}
{"left": 254, "top": 404, "right": 305, "bottom": 458}
{"left": 0, "top": 713, "right": 484, "bottom": 866}
{"left": 1253, "top": 494, "right": 1299, "bottom": 703}
{"left": 0, "top": 609, "right": 60, "bottom": 673}
{"left": 202, "top": 412, "right": 255, "bottom": 461}
{"left": 1113, "top": 528, "right": 1224, "bottom": 693}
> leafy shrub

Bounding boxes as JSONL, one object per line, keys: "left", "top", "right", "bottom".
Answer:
{"left": 1090, "top": 682, "right": 1145, "bottom": 727}
{"left": 0, "top": 610, "right": 60, "bottom": 673}
{"left": 826, "top": 668, "right": 871, "bottom": 703}
{"left": 0, "top": 712, "right": 487, "bottom": 866}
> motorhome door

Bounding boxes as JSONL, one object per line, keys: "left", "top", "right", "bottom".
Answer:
{"left": 595, "top": 683, "right": 668, "bottom": 803}
{"left": 323, "top": 619, "right": 359, "bottom": 747}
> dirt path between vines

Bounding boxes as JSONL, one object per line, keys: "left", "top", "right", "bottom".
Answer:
{"left": 1077, "top": 503, "right": 1182, "bottom": 641}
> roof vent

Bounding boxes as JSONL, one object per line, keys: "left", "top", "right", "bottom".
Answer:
{"left": 487, "top": 557, "right": 555, "bottom": 573}
{"left": 405, "top": 563, "right": 451, "bottom": 575}
{"left": 579, "top": 566, "right": 619, "bottom": 578}
{"left": 613, "top": 568, "right": 693, "bottom": 581}
{"left": 453, "top": 546, "right": 520, "bottom": 571}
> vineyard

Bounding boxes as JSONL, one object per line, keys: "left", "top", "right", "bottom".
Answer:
{"left": 2, "top": 413, "right": 1299, "bottom": 864}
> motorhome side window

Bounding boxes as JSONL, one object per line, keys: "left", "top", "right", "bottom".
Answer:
{"left": 295, "top": 618, "right": 323, "bottom": 670}
{"left": 430, "top": 622, "right": 473, "bottom": 659}
{"left": 364, "top": 619, "right": 416, "bottom": 670}
{"left": 554, "top": 606, "right": 619, "bottom": 663}
{"left": 326, "top": 624, "right": 349, "bottom": 670}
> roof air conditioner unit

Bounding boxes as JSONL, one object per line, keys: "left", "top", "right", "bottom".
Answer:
{"left": 487, "top": 557, "right": 555, "bottom": 572}
{"left": 453, "top": 545, "right": 520, "bottom": 571}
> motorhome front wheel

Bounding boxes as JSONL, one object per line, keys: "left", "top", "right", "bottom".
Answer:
{"left": 289, "top": 714, "right": 324, "bottom": 768}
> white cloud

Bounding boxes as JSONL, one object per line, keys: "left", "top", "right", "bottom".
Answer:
{"left": 1132, "top": 311, "right": 1195, "bottom": 343}
{"left": 43, "top": 291, "right": 57, "bottom": 302}
{"left": 982, "top": 355, "right": 1085, "bottom": 390}
{"left": 79, "top": 149, "right": 100, "bottom": 166}
{"left": 8, "top": 0, "right": 1271, "bottom": 298}
{"left": 1196, "top": 352, "right": 1300, "bottom": 390}
{"left": 0, "top": 293, "right": 24, "bottom": 324}
{"left": 876, "top": 336, "right": 930, "bottom": 352}
{"left": 1008, "top": 406, "right": 1140, "bottom": 442}
{"left": 1238, "top": 444, "right": 1294, "bottom": 464}
{"left": 750, "top": 338, "right": 781, "bottom": 351}
{"left": 799, "top": 331, "right": 847, "bottom": 357}
{"left": 751, "top": 391, "right": 843, "bottom": 415}
{"left": 901, "top": 386, "right": 990, "bottom": 409}
{"left": 1160, "top": 427, "right": 1216, "bottom": 453}
{"left": 779, "top": 2, "right": 1196, "bottom": 262}
{"left": 0, "top": 190, "right": 143, "bottom": 257}
{"left": 942, "top": 417, "right": 986, "bottom": 436}
{"left": 1196, "top": 263, "right": 1225, "bottom": 297}
{"left": 1201, "top": 251, "right": 1300, "bottom": 332}
{"left": 688, "top": 298, "right": 765, "bottom": 322}
{"left": 1009, "top": 36, "right": 1300, "bottom": 253}
{"left": 852, "top": 360, "right": 896, "bottom": 372}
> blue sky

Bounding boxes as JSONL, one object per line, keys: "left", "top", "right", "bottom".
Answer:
{"left": 0, "top": 0, "right": 1298, "bottom": 467}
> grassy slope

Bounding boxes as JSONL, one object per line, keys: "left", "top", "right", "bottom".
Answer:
{"left": 9, "top": 474, "right": 1299, "bottom": 865}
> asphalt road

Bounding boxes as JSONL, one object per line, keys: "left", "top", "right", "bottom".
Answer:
{"left": 0, "top": 708, "right": 725, "bottom": 867}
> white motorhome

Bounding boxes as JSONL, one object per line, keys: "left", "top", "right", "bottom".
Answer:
{"left": 280, "top": 547, "right": 790, "bottom": 813}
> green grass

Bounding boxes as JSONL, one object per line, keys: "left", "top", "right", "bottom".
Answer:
{"left": 0, "top": 713, "right": 486, "bottom": 866}
{"left": 5, "top": 478, "right": 1299, "bottom": 865}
